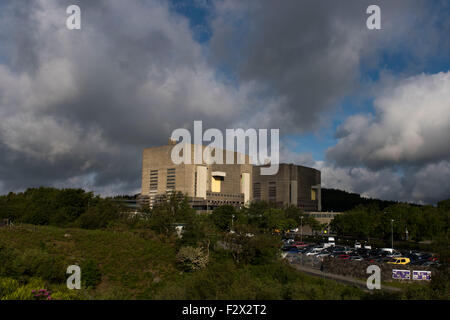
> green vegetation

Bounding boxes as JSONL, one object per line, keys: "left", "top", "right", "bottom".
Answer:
{"left": 0, "top": 223, "right": 372, "bottom": 300}
{"left": 0, "top": 277, "right": 82, "bottom": 300}
{"left": 0, "top": 187, "right": 126, "bottom": 229}
{"left": 330, "top": 203, "right": 449, "bottom": 243}
{"left": 0, "top": 187, "right": 448, "bottom": 300}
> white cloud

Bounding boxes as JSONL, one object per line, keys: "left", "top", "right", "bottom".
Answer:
{"left": 328, "top": 71, "right": 450, "bottom": 169}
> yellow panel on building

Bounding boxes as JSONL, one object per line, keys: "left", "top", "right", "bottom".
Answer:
{"left": 211, "top": 176, "right": 221, "bottom": 193}
{"left": 311, "top": 188, "right": 316, "bottom": 201}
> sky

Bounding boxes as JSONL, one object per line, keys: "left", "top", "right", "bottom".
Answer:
{"left": 0, "top": 0, "right": 449, "bottom": 204}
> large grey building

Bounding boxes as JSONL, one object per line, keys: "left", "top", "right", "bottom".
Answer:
{"left": 140, "top": 140, "right": 252, "bottom": 210}
{"left": 252, "top": 163, "right": 321, "bottom": 212}
{"left": 140, "top": 141, "right": 321, "bottom": 212}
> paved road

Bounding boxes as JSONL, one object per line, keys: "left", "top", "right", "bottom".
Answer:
{"left": 289, "top": 263, "right": 402, "bottom": 293}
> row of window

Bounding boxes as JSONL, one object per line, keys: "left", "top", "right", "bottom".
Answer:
{"left": 206, "top": 192, "right": 244, "bottom": 198}
{"left": 268, "top": 181, "right": 276, "bottom": 201}
{"left": 310, "top": 214, "right": 336, "bottom": 218}
{"left": 149, "top": 168, "right": 176, "bottom": 190}
{"left": 150, "top": 169, "right": 158, "bottom": 190}
{"left": 253, "top": 182, "right": 277, "bottom": 200}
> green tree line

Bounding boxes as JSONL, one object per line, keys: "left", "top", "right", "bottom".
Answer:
{"left": 0, "top": 187, "right": 126, "bottom": 229}
{"left": 330, "top": 202, "right": 449, "bottom": 242}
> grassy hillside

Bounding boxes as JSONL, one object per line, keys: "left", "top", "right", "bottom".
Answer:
{"left": 0, "top": 224, "right": 177, "bottom": 299}
{"left": 0, "top": 224, "right": 371, "bottom": 300}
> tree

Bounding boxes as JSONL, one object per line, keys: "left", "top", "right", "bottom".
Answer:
{"left": 211, "top": 205, "right": 236, "bottom": 232}
{"left": 75, "top": 199, "right": 123, "bottom": 229}
{"left": 149, "top": 192, "right": 195, "bottom": 238}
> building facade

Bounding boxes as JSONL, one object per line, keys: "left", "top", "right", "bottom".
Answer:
{"left": 140, "top": 140, "right": 252, "bottom": 210}
{"left": 140, "top": 141, "right": 322, "bottom": 212}
{"left": 252, "top": 163, "right": 322, "bottom": 212}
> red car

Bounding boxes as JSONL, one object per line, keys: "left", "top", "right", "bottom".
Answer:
{"left": 292, "top": 242, "right": 308, "bottom": 248}
{"left": 338, "top": 254, "right": 350, "bottom": 260}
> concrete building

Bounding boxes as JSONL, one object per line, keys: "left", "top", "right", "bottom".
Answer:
{"left": 140, "top": 140, "right": 252, "bottom": 210}
{"left": 140, "top": 141, "right": 322, "bottom": 212}
{"left": 308, "top": 212, "right": 342, "bottom": 225}
{"left": 252, "top": 163, "right": 322, "bottom": 212}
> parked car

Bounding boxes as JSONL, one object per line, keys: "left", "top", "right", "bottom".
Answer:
{"left": 422, "top": 260, "right": 440, "bottom": 267}
{"left": 292, "top": 241, "right": 309, "bottom": 248}
{"left": 287, "top": 247, "right": 301, "bottom": 254}
{"left": 305, "top": 248, "right": 324, "bottom": 256}
{"left": 337, "top": 254, "right": 350, "bottom": 260}
{"left": 349, "top": 255, "right": 364, "bottom": 261}
{"left": 282, "top": 245, "right": 295, "bottom": 251}
{"left": 380, "top": 248, "right": 394, "bottom": 254}
{"left": 387, "top": 257, "right": 411, "bottom": 265}
{"left": 410, "top": 259, "right": 428, "bottom": 266}
{"left": 356, "top": 249, "right": 371, "bottom": 257}
{"left": 386, "top": 251, "right": 402, "bottom": 258}
{"left": 365, "top": 256, "right": 379, "bottom": 263}
{"left": 316, "top": 252, "right": 331, "bottom": 259}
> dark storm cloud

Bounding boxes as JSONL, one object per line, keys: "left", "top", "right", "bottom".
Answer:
{"left": 0, "top": 0, "right": 448, "bottom": 203}
{"left": 206, "top": 0, "right": 449, "bottom": 203}
{"left": 208, "top": 0, "right": 441, "bottom": 132}
{"left": 0, "top": 0, "right": 251, "bottom": 195}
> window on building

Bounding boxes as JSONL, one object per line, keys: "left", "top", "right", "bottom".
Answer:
{"left": 167, "top": 168, "right": 176, "bottom": 190}
{"left": 150, "top": 170, "right": 158, "bottom": 190}
{"left": 268, "top": 181, "right": 276, "bottom": 202}
{"left": 253, "top": 182, "right": 261, "bottom": 200}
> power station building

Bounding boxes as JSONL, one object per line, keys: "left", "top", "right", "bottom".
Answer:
{"left": 140, "top": 140, "right": 252, "bottom": 210}
{"left": 253, "top": 164, "right": 321, "bottom": 212}
{"left": 140, "top": 141, "right": 321, "bottom": 212}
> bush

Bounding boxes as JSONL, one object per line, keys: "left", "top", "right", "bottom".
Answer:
{"left": 81, "top": 260, "right": 102, "bottom": 288}
{"left": 11, "top": 249, "right": 66, "bottom": 283}
{"left": 176, "top": 246, "right": 209, "bottom": 272}
{"left": 0, "top": 277, "right": 46, "bottom": 300}
{"left": 0, "top": 278, "right": 19, "bottom": 298}
{"left": 76, "top": 200, "right": 123, "bottom": 229}
{"left": 211, "top": 206, "right": 235, "bottom": 231}
{"left": 0, "top": 277, "right": 83, "bottom": 300}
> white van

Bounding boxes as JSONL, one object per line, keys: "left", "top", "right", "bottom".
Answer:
{"left": 322, "top": 237, "right": 335, "bottom": 249}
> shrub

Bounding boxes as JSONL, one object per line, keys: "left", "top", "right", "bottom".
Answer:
{"left": 51, "top": 288, "right": 83, "bottom": 300}
{"left": 75, "top": 200, "right": 123, "bottom": 229}
{"left": 11, "top": 248, "right": 66, "bottom": 283}
{"left": 0, "top": 277, "right": 82, "bottom": 300}
{"left": 0, "top": 278, "right": 19, "bottom": 298}
{"left": 1, "top": 277, "right": 46, "bottom": 300}
{"left": 81, "top": 260, "right": 102, "bottom": 288}
{"left": 176, "top": 246, "right": 209, "bottom": 272}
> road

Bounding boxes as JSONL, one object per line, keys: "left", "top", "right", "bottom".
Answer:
{"left": 289, "top": 262, "right": 402, "bottom": 293}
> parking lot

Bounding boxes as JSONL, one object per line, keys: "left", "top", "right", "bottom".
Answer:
{"left": 281, "top": 238, "right": 441, "bottom": 272}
